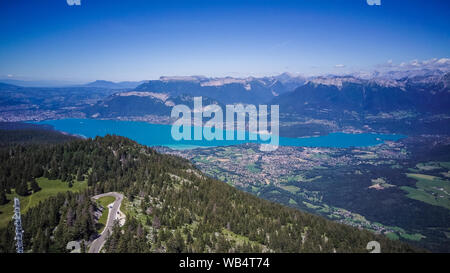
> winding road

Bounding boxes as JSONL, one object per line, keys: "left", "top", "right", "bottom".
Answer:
{"left": 89, "top": 192, "right": 124, "bottom": 253}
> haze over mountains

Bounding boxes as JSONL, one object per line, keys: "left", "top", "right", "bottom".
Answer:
{"left": 80, "top": 80, "right": 147, "bottom": 90}
{"left": 1, "top": 63, "right": 449, "bottom": 135}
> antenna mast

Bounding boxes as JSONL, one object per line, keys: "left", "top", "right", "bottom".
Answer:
{"left": 13, "top": 197, "right": 24, "bottom": 253}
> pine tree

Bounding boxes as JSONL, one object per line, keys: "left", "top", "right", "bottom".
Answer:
{"left": 76, "top": 169, "right": 84, "bottom": 181}
{"left": 32, "top": 165, "right": 43, "bottom": 178}
{"left": 30, "top": 179, "right": 41, "bottom": 193}
{"left": 0, "top": 190, "right": 7, "bottom": 205}
{"left": 15, "top": 180, "right": 29, "bottom": 196}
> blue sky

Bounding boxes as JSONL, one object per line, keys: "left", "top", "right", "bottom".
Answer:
{"left": 0, "top": 0, "right": 449, "bottom": 82}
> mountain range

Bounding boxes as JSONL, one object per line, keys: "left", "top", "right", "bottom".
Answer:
{"left": 74, "top": 70, "right": 450, "bottom": 135}
{"left": 133, "top": 74, "right": 304, "bottom": 104}
{"left": 81, "top": 80, "right": 147, "bottom": 89}
{"left": 273, "top": 72, "right": 450, "bottom": 116}
{"left": 1, "top": 69, "right": 449, "bottom": 136}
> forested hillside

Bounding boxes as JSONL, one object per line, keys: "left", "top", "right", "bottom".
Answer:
{"left": 0, "top": 135, "right": 419, "bottom": 253}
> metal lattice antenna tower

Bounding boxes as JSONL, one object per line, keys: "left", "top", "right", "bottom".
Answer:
{"left": 13, "top": 198, "right": 24, "bottom": 253}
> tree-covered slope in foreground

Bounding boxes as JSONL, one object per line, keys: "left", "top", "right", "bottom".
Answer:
{"left": 0, "top": 135, "right": 419, "bottom": 253}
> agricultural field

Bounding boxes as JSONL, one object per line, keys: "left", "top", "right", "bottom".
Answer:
{"left": 401, "top": 173, "right": 450, "bottom": 210}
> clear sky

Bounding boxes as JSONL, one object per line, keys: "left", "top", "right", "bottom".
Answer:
{"left": 0, "top": 0, "right": 449, "bottom": 82}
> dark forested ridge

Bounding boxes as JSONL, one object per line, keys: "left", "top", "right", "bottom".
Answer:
{"left": 0, "top": 134, "right": 419, "bottom": 253}
{"left": 0, "top": 127, "right": 78, "bottom": 147}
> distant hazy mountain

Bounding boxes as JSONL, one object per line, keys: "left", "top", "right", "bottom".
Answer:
{"left": 0, "top": 78, "right": 146, "bottom": 89}
{"left": 0, "top": 82, "right": 20, "bottom": 89}
{"left": 271, "top": 72, "right": 307, "bottom": 91}
{"left": 0, "top": 82, "right": 118, "bottom": 111}
{"left": 82, "top": 80, "right": 147, "bottom": 89}
{"left": 0, "top": 79, "right": 82, "bottom": 87}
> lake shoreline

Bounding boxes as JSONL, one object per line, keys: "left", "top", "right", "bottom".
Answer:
{"left": 30, "top": 118, "right": 406, "bottom": 150}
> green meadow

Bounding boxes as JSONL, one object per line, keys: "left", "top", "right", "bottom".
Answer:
{"left": 95, "top": 196, "right": 116, "bottom": 232}
{"left": 401, "top": 173, "right": 450, "bottom": 210}
{"left": 0, "top": 177, "right": 87, "bottom": 228}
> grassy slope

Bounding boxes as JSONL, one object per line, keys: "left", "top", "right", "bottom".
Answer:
{"left": 95, "top": 196, "right": 116, "bottom": 232}
{"left": 0, "top": 177, "right": 87, "bottom": 228}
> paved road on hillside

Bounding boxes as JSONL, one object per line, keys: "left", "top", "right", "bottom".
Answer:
{"left": 89, "top": 192, "right": 124, "bottom": 253}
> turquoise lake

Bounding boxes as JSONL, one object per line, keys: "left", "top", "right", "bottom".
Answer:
{"left": 32, "top": 119, "right": 405, "bottom": 149}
